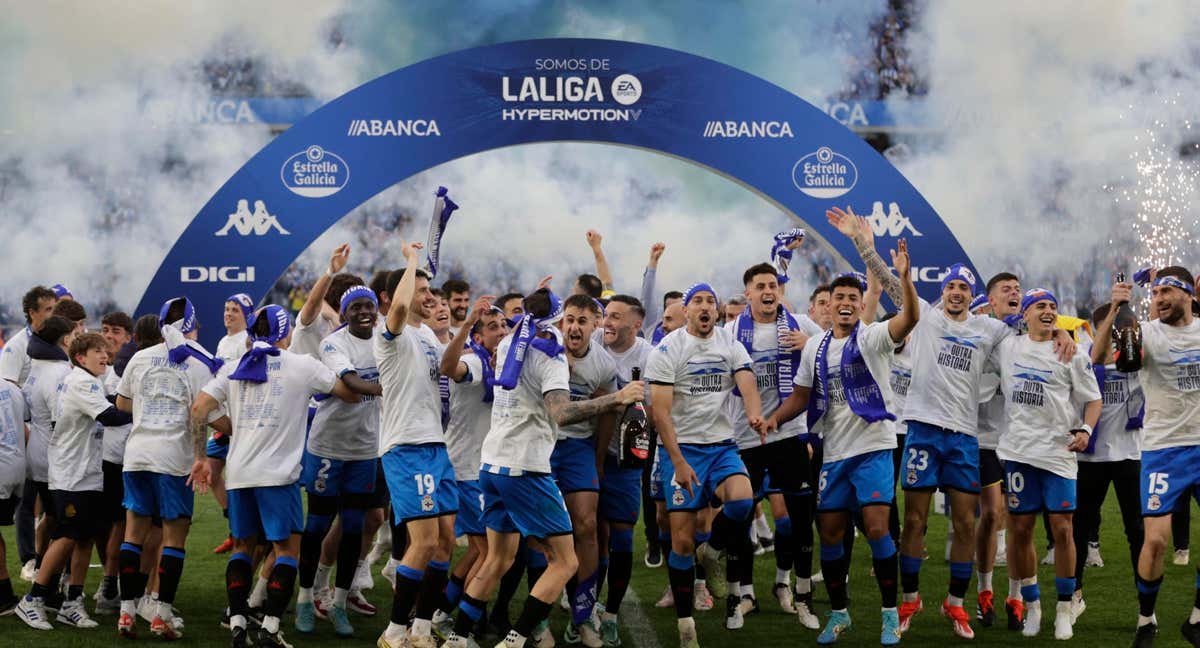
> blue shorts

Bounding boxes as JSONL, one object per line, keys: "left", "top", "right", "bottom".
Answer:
{"left": 1140, "top": 446, "right": 1200, "bottom": 516}
{"left": 1004, "top": 461, "right": 1076, "bottom": 514}
{"left": 455, "top": 480, "right": 486, "bottom": 537}
{"left": 659, "top": 442, "right": 748, "bottom": 512}
{"left": 228, "top": 484, "right": 303, "bottom": 542}
{"left": 901, "top": 421, "right": 981, "bottom": 493}
{"left": 122, "top": 471, "right": 194, "bottom": 520}
{"left": 599, "top": 454, "right": 641, "bottom": 525}
{"left": 479, "top": 466, "right": 572, "bottom": 538}
{"left": 382, "top": 444, "right": 458, "bottom": 522}
{"left": 550, "top": 437, "right": 600, "bottom": 494}
{"left": 817, "top": 449, "right": 895, "bottom": 512}
{"left": 206, "top": 435, "right": 229, "bottom": 460}
{"left": 301, "top": 454, "right": 377, "bottom": 497}
{"left": 649, "top": 452, "right": 664, "bottom": 501}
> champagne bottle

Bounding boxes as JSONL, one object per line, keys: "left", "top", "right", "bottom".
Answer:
{"left": 1113, "top": 272, "right": 1143, "bottom": 373}
{"left": 619, "top": 368, "right": 651, "bottom": 470}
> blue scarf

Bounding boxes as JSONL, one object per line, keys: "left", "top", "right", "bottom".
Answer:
{"left": 497, "top": 292, "right": 565, "bottom": 390}
{"left": 423, "top": 186, "right": 459, "bottom": 278}
{"left": 733, "top": 306, "right": 800, "bottom": 399}
{"left": 1084, "top": 363, "right": 1145, "bottom": 454}
{"left": 230, "top": 305, "right": 290, "bottom": 383}
{"left": 469, "top": 341, "right": 496, "bottom": 402}
{"left": 159, "top": 297, "right": 223, "bottom": 374}
{"left": 651, "top": 322, "right": 666, "bottom": 344}
{"left": 770, "top": 228, "right": 805, "bottom": 284}
{"left": 806, "top": 322, "right": 894, "bottom": 430}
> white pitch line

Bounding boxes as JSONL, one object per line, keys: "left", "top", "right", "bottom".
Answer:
{"left": 621, "top": 586, "right": 663, "bottom": 648}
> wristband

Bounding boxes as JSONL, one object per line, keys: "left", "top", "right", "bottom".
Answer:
{"left": 1072, "top": 423, "right": 1092, "bottom": 436}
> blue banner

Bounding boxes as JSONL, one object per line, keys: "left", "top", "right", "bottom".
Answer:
{"left": 135, "top": 39, "right": 973, "bottom": 348}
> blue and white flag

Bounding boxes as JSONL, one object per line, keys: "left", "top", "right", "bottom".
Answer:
{"left": 770, "top": 228, "right": 805, "bottom": 284}
{"left": 423, "top": 186, "right": 459, "bottom": 278}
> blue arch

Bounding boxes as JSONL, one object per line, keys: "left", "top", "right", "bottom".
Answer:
{"left": 138, "top": 38, "right": 971, "bottom": 347}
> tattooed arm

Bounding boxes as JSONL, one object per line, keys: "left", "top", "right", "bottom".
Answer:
{"left": 826, "top": 206, "right": 902, "bottom": 304}
{"left": 543, "top": 381, "right": 644, "bottom": 427}
{"left": 187, "top": 392, "right": 220, "bottom": 493}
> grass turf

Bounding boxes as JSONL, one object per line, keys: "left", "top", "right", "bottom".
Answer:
{"left": 0, "top": 490, "right": 1197, "bottom": 647}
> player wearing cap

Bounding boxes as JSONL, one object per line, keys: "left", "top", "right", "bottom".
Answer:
{"left": 192, "top": 305, "right": 357, "bottom": 648}
{"left": 646, "top": 282, "right": 766, "bottom": 648}
{"left": 294, "top": 286, "right": 383, "bottom": 637}
{"left": 439, "top": 288, "right": 644, "bottom": 648}
{"left": 771, "top": 238, "right": 919, "bottom": 646}
{"left": 991, "top": 288, "right": 1101, "bottom": 639}
{"left": 113, "top": 297, "right": 224, "bottom": 639}
{"left": 1093, "top": 269, "right": 1200, "bottom": 648}
{"left": 16, "top": 333, "right": 133, "bottom": 631}
{"left": 725, "top": 263, "right": 822, "bottom": 630}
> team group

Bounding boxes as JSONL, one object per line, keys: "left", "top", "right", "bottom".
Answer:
{"left": 0, "top": 206, "right": 1197, "bottom": 648}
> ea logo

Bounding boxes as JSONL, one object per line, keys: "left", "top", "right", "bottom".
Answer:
{"left": 611, "top": 74, "right": 642, "bottom": 105}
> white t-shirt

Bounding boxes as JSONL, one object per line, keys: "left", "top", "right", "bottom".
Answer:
{"left": 976, "top": 374, "right": 1004, "bottom": 451}
{"left": 1138, "top": 318, "right": 1200, "bottom": 451}
{"left": 23, "top": 357, "right": 71, "bottom": 482}
{"left": 290, "top": 316, "right": 335, "bottom": 359}
{"left": 902, "top": 301, "right": 1011, "bottom": 434}
{"left": 446, "top": 353, "right": 492, "bottom": 480}
{"left": 309, "top": 327, "right": 380, "bottom": 461}
{"left": 102, "top": 367, "right": 131, "bottom": 464}
{"left": 798, "top": 322, "right": 899, "bottom": 463}
{"left": 723, "top": 319, "right": 810, "bottom": 450}
{"left": 796, "top": 313, "right": 826, "bottom": 336}
{"left": 480, "top": 331, "right": 571, "bottom": 473}
{"left": 202, "top": 350, "right": 336, "bottom": 489}
{"left": 0, "top": 379, "right": 29, "bottom": 497}
{"left": 557, "top": 344, "right": 618, "bottom": 440}
{"left": 888, "top": 343, "right": 913, "bottom": 437}
{"left": 216, "top": 330, "right": 249, "bottom": 366}
{"left": 602, "top": 337, "right": 654, "bottom": 455}
{"left": 49, "top": 367, "right": 110, "bottom": 492}
{"left": 644, "top": 327, "right": 753, "bottom": 445}
{"left": 994, "top": 335, "right": 1101, "bottom": 479}
{"left": 116, "top": 343, "right": 219, "bottom": 476}
{"left": 1079, "top": 351, "right": 1143, "bottom": 463}
{"left": 374, "top": 322, "right": 444, "bottom": 453}
{"left": 0, "top": 326, "right": 32, "bottom": 386}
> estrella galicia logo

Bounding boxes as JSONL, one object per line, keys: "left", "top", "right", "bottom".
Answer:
{"left": 281, "top": 145, "right": 349, "bottom": 198}
{"left": 792, "top": 146, "right": 858, "bottom": 199}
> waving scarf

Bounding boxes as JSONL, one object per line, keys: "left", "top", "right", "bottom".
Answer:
{"left": 806, "top": 321, "right": 894, "bottom": 430}
{"left": 770, "top": 228, "right": 806, "bottom": 284}
{"left": 497, "top": 291, "right": 565, "bottom": 390}
{"left": 733, "top": 305, "right": 801, "bottom": 400}
{"left": 230, "top": 305, "right": 290, "bottom": 383}
{"left": 423, "top": 186, "right": 459, "bottom": 279}
{"left": 159, "top": 297, "right": 223, "bottom": 374}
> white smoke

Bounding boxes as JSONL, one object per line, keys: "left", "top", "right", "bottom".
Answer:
{"left": 895, "top": 0, "right": 1200, "bottom": 311}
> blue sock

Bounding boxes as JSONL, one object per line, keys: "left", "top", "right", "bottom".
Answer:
{"left": 1021, "top": 582, "right": 1041, "bottom": 602}
{"left": 868, "top": 535, "right": 897, "bottom": 559}
{"left": 1055, "top": 577, "right": 1076, "bottom": 602}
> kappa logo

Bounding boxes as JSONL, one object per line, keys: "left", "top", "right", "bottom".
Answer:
{"left": 214, "top": 199, "right": 289, "bottom": 237}
{"left": 865, "top": 201, "right": 922, "bottom": 238}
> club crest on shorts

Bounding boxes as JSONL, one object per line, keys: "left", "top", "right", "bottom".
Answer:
{"left": 421, "top": 494, "right": 435, "bottom": 512}
{"left": 906, "top": 468, "right": 918, "bottom": 486}
{"left": 671, "top": 488, "right": 685, "bottom": 506}
{"left": 1008, "top": 493, "right": 1020, "bottom": 510}
{"left": 314, "top": 477, "right": 327, "bottom": 494}
{"left": 1147, "top": 494, "right": 1161, "bottom": 511}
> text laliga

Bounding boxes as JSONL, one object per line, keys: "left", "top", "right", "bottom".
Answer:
{"left": 503, "top": 76, "right": 607, "bottom": 103}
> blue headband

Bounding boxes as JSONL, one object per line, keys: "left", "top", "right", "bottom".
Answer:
{"left": 969, "top": 294, "right": 989, "bottom": 312}
{"left": 51, "top": 284, "right": 72, "bottom": 299}
{"left": 227, "top": 293, "right": 254, "bottom": 326}
{"left": 683, "top": 283, "right": 717, "bottom": 305}
{"left": 1153, "top": 275, "right": 1194, "bottom": 295}
{"left": 838, "top": 271, "right": 868, "bottom": 291}
{"left": 941, "top": 263, "right": 978, "bottom": 296}
{"left": 230, "top": 305, "right": 290, "bottom": 383}
{"left": 496, "top": 291, "right": 565, "bottom": 390}
{"left": 1020, "top": 288, "right": 1058, "bottom": 314}
{"left": 159, "top": 297, "right": 198, "bottom": 334}
{"left": 339, "top": 285, "right": 379, "bottom": 315}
